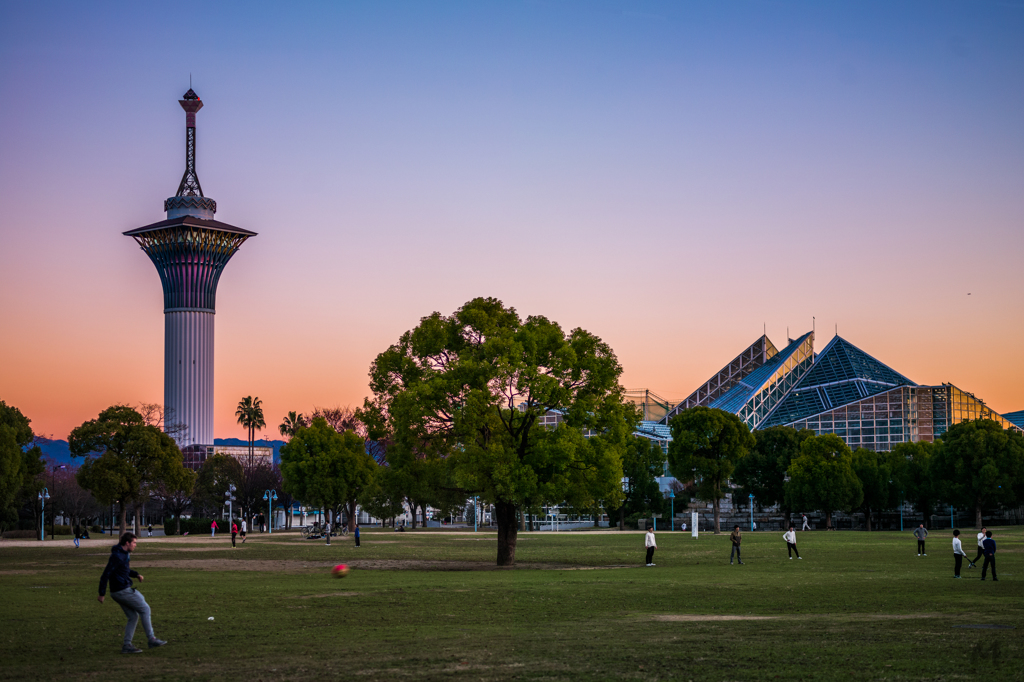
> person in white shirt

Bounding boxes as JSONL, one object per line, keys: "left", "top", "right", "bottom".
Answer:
{"left": 968, "top": 527, "right": 986, "bottom": 569}
{"left": 801, "top": 514, "right": 810, "bottom": 531}
{"left": 644, "top": 527, "right": 657, "bottom": 566}
{"left": 783, "top": 526, "right": 801, "bottom": 559}
{"left": 952, "top": 529, "right": 967, "bottom": 578}
{"left": 240, "top": 519, "right": 247, "bottom": 544}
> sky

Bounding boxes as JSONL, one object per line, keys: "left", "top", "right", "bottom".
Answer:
{"left": 1, "top": 1, "right": 1022, "bottom": 441}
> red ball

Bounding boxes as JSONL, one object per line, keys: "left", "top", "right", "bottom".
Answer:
{"left": 332, "top": 564, "right": 349, "bottom": 578}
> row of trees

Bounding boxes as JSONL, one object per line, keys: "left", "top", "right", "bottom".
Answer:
{"left": 669, "top": 407, "right": 1024, "bottom": 532}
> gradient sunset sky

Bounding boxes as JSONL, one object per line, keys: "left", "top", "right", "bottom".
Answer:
{"left": 1, "top": 1, "right": 1022, "bottom": 441}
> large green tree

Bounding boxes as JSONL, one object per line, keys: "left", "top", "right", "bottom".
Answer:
{"left": 280, "top": 418, "right": 375, "bottom": 530}
{"left": 890, "top": 440, "right": 936, "bottom": 527}
{"left": 70, "top": 405, "right": 188, "bottom": 535}
{"left": 358, "top": 297, "right": 632, "bottom": 566}
{"left": 194, "top": 454, "right": 243, "bottom": 517}
{"left": 667, "top": 407, "right": 754, "bottom": 534}
{"left": 0, "top": 401, "right": 45, "bottom": 533}
{"left": 931, "top": 419, "right": 1024, "bottom": 527}
{"left": 731, "top": 425, "right": 812, "bottom": 526}
{"left": 851, "top": 448, "right": 903, "bottom": 531}
{"left": 785, "top": 433, "right": 863, "bottom": 530}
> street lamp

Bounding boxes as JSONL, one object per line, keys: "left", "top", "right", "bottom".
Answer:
{"left": 749, "top": 493, "right": 755, "bottom": 532}
{"left": 669, "top": 490, "right": 675, "bottom": 531}
{"left": 263, "top": 489, "right": 278, "bottom": 534}
{"left": 51, "top": 465, "right": 66, "bottom": 539}
{"left": 38, "top": 488, "right": 50, "bottom": 541}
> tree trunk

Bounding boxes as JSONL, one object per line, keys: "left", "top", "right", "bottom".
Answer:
{"left": 975, "top": 504, "right": 983, "bottom": 528}
{"left": 712, "top": 498, "right": 721, "bottom": 534}
{"left": 118, "top": 502, "right": 127, "bottom": 537}
{"left": 345, "top": 499, "right": 358, "bottom": 532}
{"left": 619, "top": 506, "right": 625, "bottom": 531}
{"left": 134, "top": 506, "right": 142, "bottom": 536}
{"left": 866, "top": 507, "right": 873, "bottom": 532}
{"left": 495, "top": 501, "right": 518, "bottom": 566}
{"left": 825, "top": 510, "right": 833, "bottom": 530}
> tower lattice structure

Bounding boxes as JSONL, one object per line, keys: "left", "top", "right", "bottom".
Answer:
{"left": 124, "top": 89, "right": 256, "bottom": 464}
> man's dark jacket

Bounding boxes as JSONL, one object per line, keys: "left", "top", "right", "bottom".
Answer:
{"left": 99, "top": 544, "right": 139, "bottom": 596}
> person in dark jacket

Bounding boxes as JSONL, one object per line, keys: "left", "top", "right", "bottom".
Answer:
{"left": 913, "top": 524, "right": 928, "bottom": 556}
{"left": 98, "top": 532, "right": 167, "bottom": 653}
{"left": 980, "top": 530, "right": 997, "bottom": 581}
{"left": 730, "top": 525, "right": 744, "bottom": 565}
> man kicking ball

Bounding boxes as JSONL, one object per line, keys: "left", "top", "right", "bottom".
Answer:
{"left": 98, "top": 532, "right": 167, "bottom": 653}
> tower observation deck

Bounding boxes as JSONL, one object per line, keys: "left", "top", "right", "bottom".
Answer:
{"left": 124, "top": 88, "right": 256, "bottom": 458}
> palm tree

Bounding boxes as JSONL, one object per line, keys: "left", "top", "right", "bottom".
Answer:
{"left": 279, "top": 411, "right": 305, "bottom": 439}
{"left": 235, "top": 396, "right": 266, "bottom": 468}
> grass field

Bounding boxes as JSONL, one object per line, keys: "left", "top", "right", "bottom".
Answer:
{"left": 1, "top": 526, "right": 1021, "bottom": 681}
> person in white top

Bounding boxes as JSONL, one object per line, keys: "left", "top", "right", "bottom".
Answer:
{"left": 783, "top": 526, "right": 801, "bottom": 559}
{"left": 952, "top": 529, "right": 967, "bottom": 578}
{"left": 240, "top": 519, "right": 247, "bottom": 544}
{"left": 801, "top": 514, "right": 810, "bottom": 531}
{"left": 644, "top": 527, "right": 657, "bottom": 566}
{"left": 968, "top": 526, "right": 986, "bottom": 569}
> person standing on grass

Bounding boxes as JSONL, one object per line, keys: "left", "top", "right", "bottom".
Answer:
{"left": 147, "top": 523, "right": 153, "bottom": 538}
{"left": 730, "top": 525, "right": 744, "bottom": 565}
{"left": 801, "top": 514, "right": 810, "bottom": 531}
{"left": 231, "top": 521, "right": 238, "bottom": 548}
{"left": 914, "top": 524, "right": 928, "bottom": 556}
{"left": 645, "top": 526, "right": 657, "bottom": 566}
{"left": 969, "top": 527, "right": 987, "bottom": 569}
{"left": 783, "top": 525, "right": 801, "bottom": 559}
{"left": 98, "top": 532, "right": 167, "bottom": 654}
{"left": 980, "top": 530, "right": 997, "bottom": 581}
{"left": 74, "top": 524, "right": 82, "bottom": 548}
{"left": 210, "top": 520, "right": 218, "bottom": 538}
{"left": 952, "top": 529, "right": 968, "bottom": 578}
{"left": 354, "top": 523, "right": 361, "bottom": 547}
{"left": 240, "top": 519, "right": 247, "bottom": 544}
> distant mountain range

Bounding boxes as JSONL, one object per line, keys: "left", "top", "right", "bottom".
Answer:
{"left": 35, "top": 438, "right": 286, "bottom": 466}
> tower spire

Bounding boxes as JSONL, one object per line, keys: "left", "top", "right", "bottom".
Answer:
{"left": 176, "top": 88, "right": 204, "bottom": 197}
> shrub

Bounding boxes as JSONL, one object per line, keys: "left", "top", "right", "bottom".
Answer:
{"left": 2, "top": 530, "right": 40, "bottom": 539}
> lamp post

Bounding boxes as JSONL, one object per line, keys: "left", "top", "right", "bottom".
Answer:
{"left": 264, "top": 489, "right": 278, "bottom": 534}
{"left": 38, "top": 488, "right": 50, "bottom": 541}
{"left": 749, "top": 493, "right": 755, "bottom": 532}
{"left": 669, "top": 490, "right": 675, "bottom": 531}
{"left": 473, "top": 496, "right": 479, "bottom": 533}
{"left": 51, "top": 465, "right": 66, "bottom": 539}
{"left": 950, "top": 505, "right": 955, "bottom": 530}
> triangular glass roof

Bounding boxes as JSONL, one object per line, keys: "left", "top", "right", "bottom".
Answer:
{"left": 1002, "top": 410, "right": 1024, "bottom": 430}
{"left": 710, "top": 332, "right": 814, "bottom": 415}
{"left": 760, "top": 335, "right": 915, "bottom": 428}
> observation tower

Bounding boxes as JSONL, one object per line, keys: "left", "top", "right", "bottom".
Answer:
{"left": 125, "top": 88, "right": 256, "bottom": 463}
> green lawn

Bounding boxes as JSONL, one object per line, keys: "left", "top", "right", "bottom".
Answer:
{"left": 1, "top": 526, "right": 1021, "bottom": 681}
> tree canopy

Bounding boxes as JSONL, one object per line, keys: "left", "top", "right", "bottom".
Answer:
{"left": 931, "top": 418, "right": 1024, "bottom": 527}
{"left": 358, "top": 297, "right": 633, "bottom": 565}
{"left": 785, "top": 433, "right": 863, "bottom": 529}
{"left": 0, "top": 401, "right": 45, "bottom": 532}
{"left": 667, "top": 406, "right": 754, "bottom": 533}
{"left": 69, "top": 405, "right": 188, "bottom": 535}
{"left": 731, "top": 425, "right": 811, "bottom": 522}
{"left": 279, "top": 417, "right": 375, "bottom": 529}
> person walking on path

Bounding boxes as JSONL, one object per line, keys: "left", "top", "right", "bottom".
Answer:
{"left": 354, "top": 523, "right": 360, "bottom": 548}
{"left": 730, "top": 525, "right": 744, "bottom": 565}
{"left": 914, "top": 524, "right": 928, "bottom": 556}
{"left": 210, "top": 520, "right": 218, "bottom": 538}
{"left": 240, "top": 519, "right": 247, "bottom": 544}
{"left": 980, "top": 530, "right": 997, "bottom": 581}
{"left": 969, "top": 527, "right": 986, "bottom": 569}
{"left": 231, "top": 522, "right": 238, "bottom": 548}
{"left": 783, "top": 525, "right": 801, "bottom": 559}
{"left": 801, "top": 514, "right": 810, "bottom": 531}
{"left": 146, "top": 523, "right": 153, "bottom": 538}
{"left": 98, "top": 532, "right": 167, "bottom": 654}
{"left": 645, "top": 527, "right": 657, "bottom": 566}
{"left": 74, "top": 524, "right": 82, "bottom": 548}
{"left": 952, "top": 529, "right": 968, "bottom": 578}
